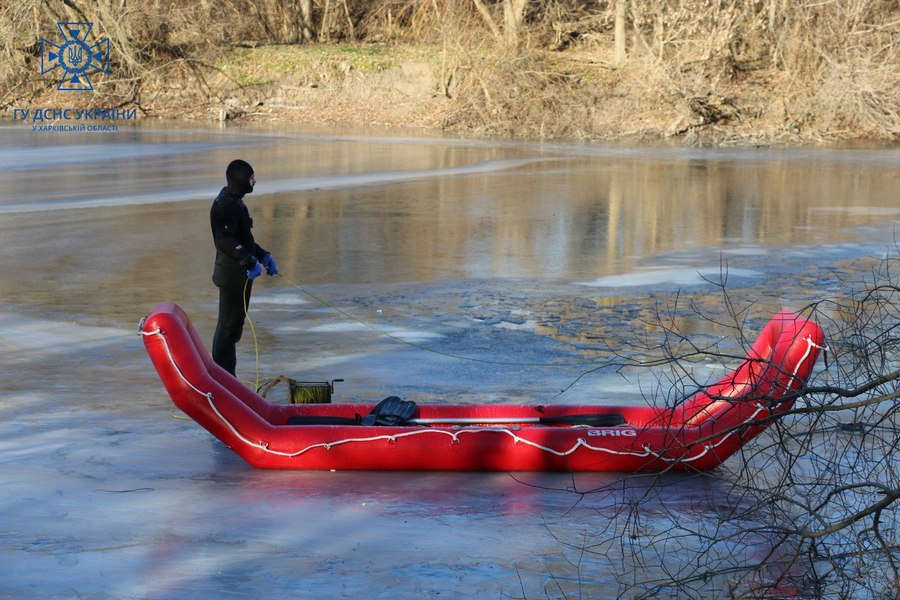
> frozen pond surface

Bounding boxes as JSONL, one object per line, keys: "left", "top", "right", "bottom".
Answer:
{"left": 0, "top": 123, "right": 898, "bottom": 598}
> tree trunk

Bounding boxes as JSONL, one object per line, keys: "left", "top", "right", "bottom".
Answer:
{"left": 503, "top": 0, "right": 529, "bottom": 47}
{"left": 614, "top": 0, "right": 627, "bottom": 65}
{"left": 320, "top": 0, "right": 332, "bottom": 42}
{"left": 472, "top": 0, "right": 502, "bottom": 42}
{"left": 473, "top": 0, "right": 529, "bottom": 48}
{"left": 298, "top": 0, "right": 314, "bottom": 43}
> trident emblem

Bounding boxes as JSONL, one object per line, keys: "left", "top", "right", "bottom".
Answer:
{"left": 40, "top": 22, "right": 110, "bottom": 91}
{"left": 67, "top": 44, "right": 84, "bottom": 68}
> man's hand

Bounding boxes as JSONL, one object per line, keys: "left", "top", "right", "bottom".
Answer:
{"left": 247, "top": 261, "right": 263, "bottom": 280}
{"left": 262, "top": 253, "right": 278, "bottom": 276}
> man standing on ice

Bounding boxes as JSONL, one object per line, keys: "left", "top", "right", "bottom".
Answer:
{"left": 210, "top": 159, "right": 278, "bottom": 376}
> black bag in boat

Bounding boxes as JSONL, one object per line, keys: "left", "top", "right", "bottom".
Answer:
{"left": 285, "top": 396, "right": 417, "bottom": 426}
{"left": 360, "top": 396, "right": 418, "bottom": 426}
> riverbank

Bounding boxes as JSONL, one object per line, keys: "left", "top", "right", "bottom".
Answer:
{"left": 11, "top": 39, "right": 899, "bottom": 147}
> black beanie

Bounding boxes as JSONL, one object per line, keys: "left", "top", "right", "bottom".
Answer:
{"left": 226, "top": 159, "right": 254, "bottom": 195}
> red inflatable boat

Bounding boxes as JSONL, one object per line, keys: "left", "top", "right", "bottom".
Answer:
{"left": 140, "top": 302, "right": 824, "bottom": 472}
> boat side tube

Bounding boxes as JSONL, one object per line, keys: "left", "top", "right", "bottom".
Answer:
{"left": 662, "top": 310, "right": 825, "bottom": 469}
{"left": 140, "top": 303, "right": 824, "bottom": 472}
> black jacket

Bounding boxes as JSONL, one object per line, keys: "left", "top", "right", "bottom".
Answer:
{"left": 210, "top": 186, "right": 268, "bottom": 277}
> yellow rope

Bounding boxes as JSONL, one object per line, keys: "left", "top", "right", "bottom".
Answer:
{"left": 242, "top": 276, "right": 263, "bottom": 389}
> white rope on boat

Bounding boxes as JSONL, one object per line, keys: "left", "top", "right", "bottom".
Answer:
{"left": 141, "top": 327, "right": 276, "bottom": 451}
{"left": 783, "top": 335, "right": 829, "bottom": 391}
{"left": 269, "top": 427, "right": 659, "bottom": 460}
{"left": 652, "top": 403, "right": 769, "bottom": 464}
{"left": 141, "top": 326, "right": 826, "bottom": 466}
{"left": 140, "top": 327, "right": 217, "bottom": 403}
{"left": 658, "top": 335, "right": 827, "bottom": 464}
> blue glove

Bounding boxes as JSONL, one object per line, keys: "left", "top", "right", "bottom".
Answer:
{"left": 262, "top": 253, "right": 278, "bottom": 276}
{"left": 247, "top": 261, "right": 263, "bottom": 280}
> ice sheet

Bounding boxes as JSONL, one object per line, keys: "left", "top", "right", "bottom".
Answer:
{"left": 2, "top": 124, "right": 898, "bottom": 597}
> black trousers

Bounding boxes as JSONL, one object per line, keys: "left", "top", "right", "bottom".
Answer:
{"left": 212, "top": 265, "right": 253, "bottom": 376}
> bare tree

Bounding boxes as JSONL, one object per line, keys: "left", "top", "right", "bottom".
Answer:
{"left": 298, "top": 0, "right": 314, "bottom": 42}
{"left": 540, "top": 252, "right": 899, "bottom": 598}
{"left": 471, "top": 0, "right": 530, "bottom": 48}
{"left": 614, "top": 0, "right": 627, "bottom": 65}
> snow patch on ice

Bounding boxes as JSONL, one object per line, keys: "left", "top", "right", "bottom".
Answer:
{"left": 306, "top": 321, "right": 444, "bottom": 342}
{"left": 277, "top": 351, "right": 378, "bottom": 371}
{"left": 719, "top": 246, "right": 770, "bottom": 256}
{"left": 496, "top": 319, "right": 538, "bottom": 331}
{"left": 250, "top": 293, "right": 310, "bottom": 307}
{"left": 812, "top": 206, "right": 900, "bottom": 216}
{"left": 0, "top": 312, "right": 128, "bottom": 355}
{"left": 579, "top": 267, "right": 761, "bottom": 288}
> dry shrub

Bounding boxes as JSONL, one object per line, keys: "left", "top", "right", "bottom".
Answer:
{"left": 2, "top": 0, "right": 897, "bottom": 142}
{"left": 614, "top": 1, "right": 757, "bottom": 135}
{"left": 0, "top": 0, "right": 205, "bottom": 109}
{"left": 0, "top": 1, "right": 47, "bottom": 107}
{"left": 354, "top": 0, "right": 442, "bottom": 43}
{"left": 367, "top": 1, "right": 845, "bottom": 141}
{"left": 773, "top": 0, "right": 900, "bottom": 139}
{"left": 804, "top": 57, "right": 900, "bottom": 140}
{"left": 624, "top": 0, "right": 900, "bottom": 139}
{"left": 405, "top": 1, "right": 619, "bottom": 139}
{"left": 443, "top": 51, "right": 584, "bottom": 139}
